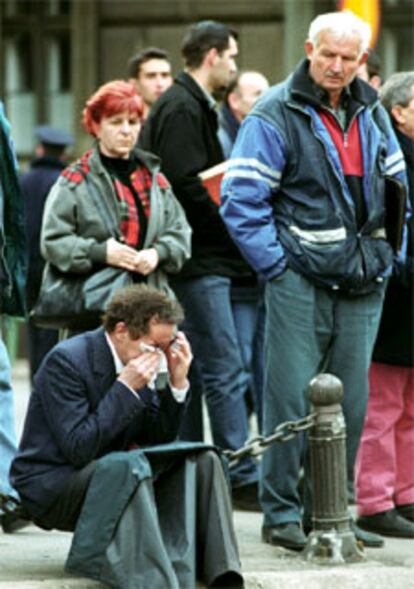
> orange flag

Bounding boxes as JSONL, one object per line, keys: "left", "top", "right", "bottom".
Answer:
{"left": 338, "top": 0, "right": 380, "bottom": 48}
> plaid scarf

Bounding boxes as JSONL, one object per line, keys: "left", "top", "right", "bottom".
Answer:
{"left": 114, "top": 165, "right": 152, "bottom": 248}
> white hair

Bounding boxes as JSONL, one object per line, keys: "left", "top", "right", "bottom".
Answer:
{"left": 308, "top": 11, "right": 371, "bottom": 56}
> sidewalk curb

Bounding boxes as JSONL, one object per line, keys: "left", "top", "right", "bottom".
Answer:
{"left": 244, "top": 567, "right": 414, "bottom": 589}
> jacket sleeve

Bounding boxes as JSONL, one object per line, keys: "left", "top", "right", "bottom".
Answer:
{"left": 39, "top": 349, "right": 184, "bottom": 468}
{"left": 220, "top": 115, "right": 288, "bottom": 280}
{"left": 152, "top": 183, "right": 192, "bottom": 274}
{"left": 39, "top": 349, "right": 147, "bottom": 468}
{"left": 40, "top": 178, "right": 107, "bottom": 273}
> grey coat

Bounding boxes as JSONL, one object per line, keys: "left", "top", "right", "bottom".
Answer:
{"left": 41, "top": 146, "right": 192, "bottom": 294}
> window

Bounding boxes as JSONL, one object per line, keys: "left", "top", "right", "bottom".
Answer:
{"left": 1, "top": 2, "right": 72, "bottom": 157}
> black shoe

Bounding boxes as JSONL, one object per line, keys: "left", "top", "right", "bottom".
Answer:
{"left": 350, "top": 520, "right": 384, "bottom": 547}
{"left": 396, "top": 503, "right": 414, "bottom": 523}
{"left": 357, "top": 509, "right": 414, "bottom": 539}
{"left": 0, "top": 496, "right": 30, "bottom": 534}
{"left": 209, "top": 571, "right": 244, "bottom": 588}
{"left": 0, "top": 509, "right": 30, "bottom": 534}
{"left": 262, "top": 522, "right": 307, "bottom": 551}
{"left": 232, "top": 482, "right": 261, "bottom": 512}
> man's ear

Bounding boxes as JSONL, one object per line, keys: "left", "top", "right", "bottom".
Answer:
{"left": 227, "top": 91, "right": 239, "bottom": 112}
{"left": 370, "top": 75, "right": 382, "bottom": 90}
{"left": 113, "top": 321, "right": 128, "bottom": 337}
{"left": 391, "top": 104, "right": 404, "bottom": 126}
{"left": 358, "top": 51, "right": 369, "bottom": 67}
{"left": 205, "top": 47, "right": 219, "bottom": 67}
{"left": 304, "top": 40, "right": 314, "bottom": 59}
{"left": 148, "top": 316, "right": 159, "bottom": 329}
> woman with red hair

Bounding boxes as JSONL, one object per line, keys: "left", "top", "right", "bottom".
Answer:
{"left": 40, "top": 80, "right": 191, "bottom": 329}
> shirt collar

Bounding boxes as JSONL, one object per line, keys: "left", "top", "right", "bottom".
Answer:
{"left": 105, "top": 332, "right": 124, "bottom": 375}
{"left": 190, "top": 75, "right": 217, "bottom": 110}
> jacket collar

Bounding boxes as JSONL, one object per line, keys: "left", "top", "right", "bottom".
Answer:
{"left": 175, "top": 71, "right": 215, "bottom": 110}
{"left": 88, "top": 326, "right": 116, "bottom": 377}
{"left": 219, "top": 104, "right": 240, "bottom": 142}
{"left": 290, "top": 58, "right": 378, "bottom": 110}
{"left": 89, "top": 144, "right": 161, "bottom": 177}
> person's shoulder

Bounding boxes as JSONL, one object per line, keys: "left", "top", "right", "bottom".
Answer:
{"left": 47, "top": 328, "right": 103, "bottom": 369}
{"left": 153, "top": 77, "right": 198, "bottom": 115}
{"left": 21, "top": 162, "right": 61, "bottom": 186}
{"left": 255, "top": 80, "right": 288, "bottom": 112}
{"left": 19, "top": 167, "right": 39, "bottom": 187}
{"left": 132, "top": 147, "right": 171, "bottom": 189}
{"left": 54, "top": 330, "right": 89, "bottom": 356}
{"left": 60, "top": 150, "right": 94, "bottom": 188}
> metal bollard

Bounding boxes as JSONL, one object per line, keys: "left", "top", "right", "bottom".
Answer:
{"left": 303, "top": 373, "right": 364, "bottom": 564}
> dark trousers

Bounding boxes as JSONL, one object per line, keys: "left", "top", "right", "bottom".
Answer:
{"left": 34, "top": 460, "right": 96, "bottom": 531}
{"left": 260, "top": 268, "right": 385, "bottom": 527}
{"left": 36, "top": 450, "right": 242, "bottom": 588}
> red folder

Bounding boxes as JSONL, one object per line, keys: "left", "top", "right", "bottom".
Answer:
{"left": 199, "top": 161, "right": 229, "bottom": 205}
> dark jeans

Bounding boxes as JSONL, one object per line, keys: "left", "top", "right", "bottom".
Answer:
{"left": 260, "top": 268, "right": 386, "bottom": 527}
{"left": 171, "top": 274, "right": 259, "bottom": 488}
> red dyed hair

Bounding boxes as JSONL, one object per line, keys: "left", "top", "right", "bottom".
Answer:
{"left": 82, "top": 80, "right": 144, "bottom": 137}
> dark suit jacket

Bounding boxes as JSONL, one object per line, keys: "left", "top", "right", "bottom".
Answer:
{"left": 10, "top": 327, "right": 186, "bottom": 519}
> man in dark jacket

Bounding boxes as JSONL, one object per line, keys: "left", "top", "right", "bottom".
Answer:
{"left": 0, "top": 101, "right": 27, "bottom": 535}
{"left": 20, "top": 125, "right": 74, "bottom": 382}
{"left": 141, "top": 20, "right": 259, "bottom": 503}
{"left": 11, "top": 285, "right": 243, "bottom": 588}
{"left": 355, "top": 71, "right": 414, "bottom": 539}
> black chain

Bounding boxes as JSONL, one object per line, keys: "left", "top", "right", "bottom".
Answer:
{"left": 224, "top": 412, "right": 317, "bottom": 466}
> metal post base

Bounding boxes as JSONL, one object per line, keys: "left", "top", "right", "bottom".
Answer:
{"left": 303, "top": 529, "right": 365, "bottom": 564}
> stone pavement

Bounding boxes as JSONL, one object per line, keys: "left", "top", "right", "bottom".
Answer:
{"left": 1, "top": 361, "right": 414, "bottom": 589}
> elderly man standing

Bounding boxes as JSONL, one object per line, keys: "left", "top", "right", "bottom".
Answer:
{"left": 221, "top": 11, "right": 407, "bottom": 550}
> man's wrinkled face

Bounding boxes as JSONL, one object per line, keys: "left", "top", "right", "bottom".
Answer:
{"left": 305, "top": 31, "right": 367, "bottom": 98}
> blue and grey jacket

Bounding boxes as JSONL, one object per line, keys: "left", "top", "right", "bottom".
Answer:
{"left": 220, "top": 60, "right": 408, "bottom": 294}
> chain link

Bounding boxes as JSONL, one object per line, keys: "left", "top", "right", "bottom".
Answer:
{"left": 224, "top": 412, "right": 317, "bottom": 466}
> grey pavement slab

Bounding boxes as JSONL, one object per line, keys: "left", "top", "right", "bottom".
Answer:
{"left": 2, "top": 361, "right": 414, "bottom": 588}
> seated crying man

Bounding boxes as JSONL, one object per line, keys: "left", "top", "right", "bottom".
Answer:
{"left": 11, "top": 284, "right": 243, "bottom": 589}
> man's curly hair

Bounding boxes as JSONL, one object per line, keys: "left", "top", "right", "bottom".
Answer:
{"left": 103, "top": 284, "right": 184, "bottom": 338}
